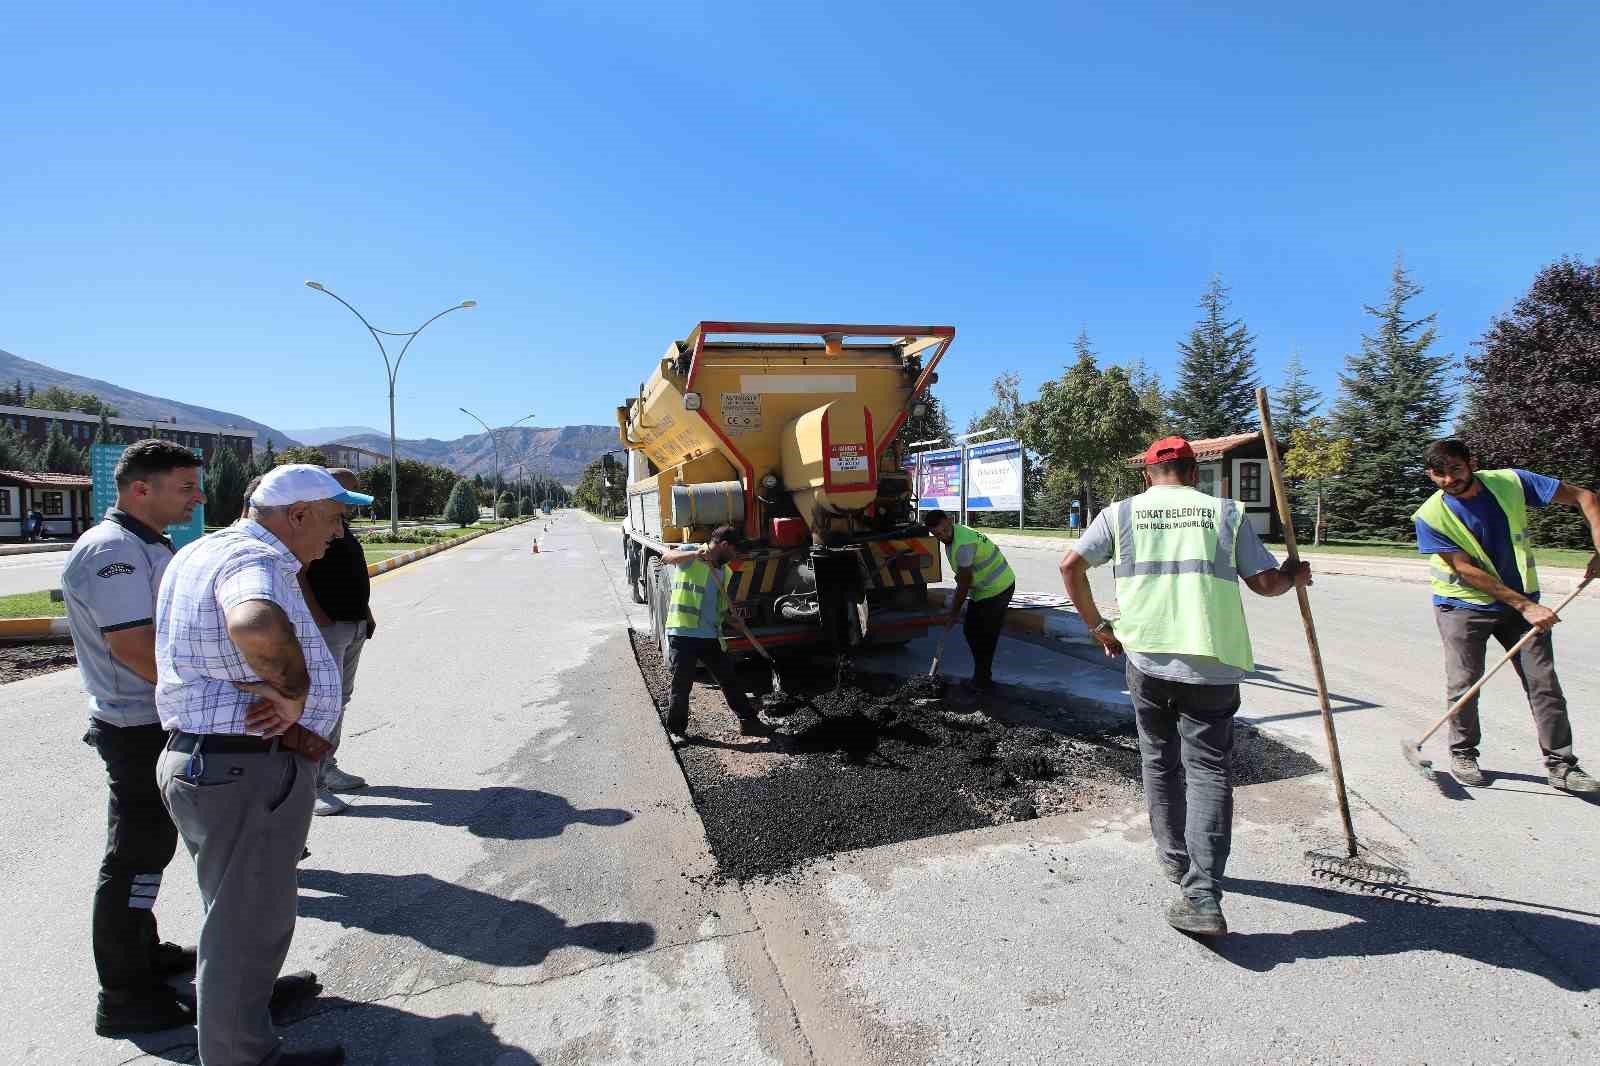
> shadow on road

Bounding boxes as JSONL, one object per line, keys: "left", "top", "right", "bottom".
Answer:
{"left": 288, "top": 1000, "right": 542, "bottom": 1065}
{"left": 1216, "top": 877, "right": 1600, "bottom": 990}
{"left": 298, "top": 869, "right": 656, "bottom": 967}
{"left": 1239, "top": 662, "right": 1381, "bottom": 721}
{"left": 342, "top": 785, "right": 632, "bottom": 839}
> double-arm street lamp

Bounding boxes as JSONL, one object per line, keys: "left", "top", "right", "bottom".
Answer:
{"left": 459, "top": 409, "right": 536, "bottom": 521}
{"left": 304, "top": 281, "right": 476, "bottom": 535}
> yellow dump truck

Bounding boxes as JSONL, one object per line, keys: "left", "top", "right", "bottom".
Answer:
{"left": 617, "top": 321, "right": 955, "bottom": 654}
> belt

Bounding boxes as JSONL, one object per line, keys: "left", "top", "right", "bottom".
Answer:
{"left": 168, "top": 731, "right": 280, "bottom": 755}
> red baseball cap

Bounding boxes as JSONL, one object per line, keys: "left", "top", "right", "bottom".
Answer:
{"left": 1143, "top": 436, "right": 1195, "bottom": 465}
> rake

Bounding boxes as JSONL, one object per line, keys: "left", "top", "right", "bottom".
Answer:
{"left": 1401, "top": 578, "right": 1592, "bottom": 778}
{"left": 1257, "top": 389, "right": 1413, "bottom": 892}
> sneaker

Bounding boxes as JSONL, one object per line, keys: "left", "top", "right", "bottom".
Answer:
{"left": 1158, "top": 855, "right": 1188, "bottom": 885}
{"left": 320, "top": 763, "right": 367, "bottom": 792}
{"left": 1450, "top": 754, "right": 1488, "bottom": 787}
{"left": 313, "top": 789, "right": 349, "bottom": 816}
{"left": 95, "top": 986, "right": 195, "bottom": 1037}
{"left": 1548, "top": 765, "right": 1600, "bottom": 794}
{"left": 1165, "top": 896, "right": 1227, "bottom": 937}
{"left": 153, "top": 941, "right": 196, "bottom": 977}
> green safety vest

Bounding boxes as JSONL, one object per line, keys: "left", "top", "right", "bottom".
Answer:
{"left": 665, "top": 557, "right": 730, "bottom": 641}
{"left": 1411, "top": 469, "right": 1538, "bottom": 605}
{"left": 948, "top": 524, "right": 1016, "bottom": 601}
{"left": 1109, "top": 486, "right": 1254, "bottom": 671}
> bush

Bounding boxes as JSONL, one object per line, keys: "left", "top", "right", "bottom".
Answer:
{"left": 496, "top": 491, "right": 517, "bottom": 518}
{"left": 446, "top": 479, "right": 481, "bottom": 527}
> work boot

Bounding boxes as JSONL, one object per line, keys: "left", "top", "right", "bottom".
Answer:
{"left": 320, "top": 761, "right": 367, "bottom": 792}
{"left": 270, "top": 971, "right": 323, "bottom": 1017}
{"left": 277, "top": 1047, "right": 346, "bottom": 1066}
{"left": 1158, "top": 855, "right": 1188, "bottom": 885}
{"left": 1450, "top": 754, "right": 1487, "bottom": 787}
{"left": 314, "top": 789, "right": 349, "bottom": 816}
{"left": 1547, "top": 764, "right": 1600, "bottom": 794}
{"left": 95, "top": 986, "right": 195, "bottom": 1037}
{"left": 1165, "top": 896, "right": 1227, "bottom": 937}
{"left": 739, "top": 716, "right": 773, "bottom": 737}
{"left": 153, "top": 941, "right": 196, "bottom": 977}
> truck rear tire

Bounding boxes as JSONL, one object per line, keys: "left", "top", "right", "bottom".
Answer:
{"left": 647, "top": 557, "right": 666, "bottom": 648}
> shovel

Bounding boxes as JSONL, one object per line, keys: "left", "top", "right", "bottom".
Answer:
{"left": 928, "top": 621, "right": 954, "bottom": 677}
{"left": 709, "top": 569, "right": 790, "bottom": 706}
{"left": 1402, "top": 578, "right": 1591, "bottom": 778}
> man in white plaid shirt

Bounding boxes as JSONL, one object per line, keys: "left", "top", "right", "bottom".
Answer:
{"left": 155, "top": 464, "right": 369, "bottom": 1066}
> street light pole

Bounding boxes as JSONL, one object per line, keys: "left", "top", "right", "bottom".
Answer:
{"left": 459, "top": 410, "right": 535, "bottom": 523}
{"left": 304, "top": 281, "right": 476, "bottom": 535}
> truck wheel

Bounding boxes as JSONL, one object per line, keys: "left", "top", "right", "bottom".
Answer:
{"left": 647, "top": 557, "right": 666, "bottom": 647}
{"left": 630, "top": 548, "right": 648, "bottom": 604}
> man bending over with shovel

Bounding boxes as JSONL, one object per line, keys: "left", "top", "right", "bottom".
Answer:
{"left": 1413, "top": 438, "right": 1600, "bottom": 792}
{"left": 659, "top": 526, "right": 772, "bottom": 739}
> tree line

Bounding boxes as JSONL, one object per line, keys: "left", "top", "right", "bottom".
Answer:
{"left": 906, "top": 255, "right": 1598, "bottom": 549}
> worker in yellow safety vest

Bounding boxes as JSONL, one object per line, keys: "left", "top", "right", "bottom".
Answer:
{"left": 1412, "top": 437, "right": 1600, "bottom": 793}
{"left": 658, "top": 525, "right": 771, "bottom": 739}
{"left": 925, "top": 510, "right": 1016, "bottom": 692}
{"left": 1059, "top": 436, "right": 1311, "bottom": 938}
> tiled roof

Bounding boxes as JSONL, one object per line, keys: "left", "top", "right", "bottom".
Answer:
{"left": 0, "top": 469, "right": 93, "bottom": 488}
{"left": 1126, "top": 431, "right": 1269, "bottom": 465}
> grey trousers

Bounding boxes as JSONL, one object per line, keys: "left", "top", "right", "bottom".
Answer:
{"left": 1434, "top": 604, "right": 1576, "bottom": 768}
{"left": 316, "top": 621, "right": 366, "bottom": 784}
{"left": 158, "top": 741, "right": 316, "bottom": 1066}
{"left": 1126, "top": 664, "right": 1240, "bottom": 906}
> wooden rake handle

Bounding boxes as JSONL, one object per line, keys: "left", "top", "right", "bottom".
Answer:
{"left": 1412, "top": 578, "right": 1592, "bottom": 749}
{"left": 708, "top": 568, "right": 776, "bottom": 664}
{"left": 1255, "top": 388, "right": 1359, "bottom": 856}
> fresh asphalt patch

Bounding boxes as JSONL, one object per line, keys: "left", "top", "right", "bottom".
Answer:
{"left": 628, "top": 630, "right": 1322, "bottom": 882}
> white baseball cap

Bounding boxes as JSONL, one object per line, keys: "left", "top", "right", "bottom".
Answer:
{"left": 252, "top": 464, "right": 375, "bottom": 508}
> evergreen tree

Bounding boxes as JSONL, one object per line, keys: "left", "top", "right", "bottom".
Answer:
{"left": 1271, "top": 351, "right": 1321, "bottom": 436}
{"left": 275, "top": 445, "right": 330, "bottom": 467}
{"left": 39, "top": 424, "right": 88, "bottom": 474}
{"left": 1126, "top": 359, "right": 1174, "bottom": 438}
{"left": 1329, "top": 256, "right": 1456, "bottom": 538}
{"left": 261, "top": 438, "right": 277, "bottom": 468}
{"left": 94, "top": 412, "right": 112, "bottom": 446}
{"left": 1459, "top": 256, "right": 1600, "bottom": 550}
{"left": 204, "top": 445, "right": 250, "bottom": 525}
{"left": 445, "top": 478, "right": 481, "bottom": 526}
{"left": 0, "top": 423, "right": 36, "bottom": 471}
{"left": 1171, "top": 275, "right": 1261, "bottom": 438}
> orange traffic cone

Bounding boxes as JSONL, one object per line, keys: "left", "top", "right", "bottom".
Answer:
{"left": 531, "top": 540, "right": 541, "bottom": 554}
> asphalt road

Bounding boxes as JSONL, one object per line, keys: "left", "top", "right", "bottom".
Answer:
{"left": 0, "top": 550, "right": 68, "bottom": 597}
{"left": 3, "top": 515, "right": 1596, "bottom": 1064}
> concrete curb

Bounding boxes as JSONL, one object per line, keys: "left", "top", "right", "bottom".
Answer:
{"left": 0, "top": 517, "right": 540, "bottom": 641}
{"left": 0, "top": 542, "right": 71, "bottom": 557}
{"left": 365, "top": 517, "right": 536, "bottom": 578}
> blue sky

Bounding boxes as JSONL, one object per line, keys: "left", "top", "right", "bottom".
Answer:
{"left": 2, "top": 2, "right": 1595, "bottom": 441}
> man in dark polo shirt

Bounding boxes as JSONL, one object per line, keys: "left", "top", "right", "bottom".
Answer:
{"left": 299, "top": 467, "right": 377, "bottom": 816}
{"left": 60, "top": 439, "right": 204, "bottom": 1036}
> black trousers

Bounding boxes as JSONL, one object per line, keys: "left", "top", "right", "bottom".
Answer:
{"left": 665, "top": 635, "right": 758, "bottom": 732}
{"left": 84, "top": 719, "right": 179, "bottom": 992}
{"left": 963, "top": 584, "right": 1015, "bottom": 685}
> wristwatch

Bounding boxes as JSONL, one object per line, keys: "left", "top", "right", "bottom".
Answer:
{"left": 1092, "top": 620, "right": 1114, "bottom": 636}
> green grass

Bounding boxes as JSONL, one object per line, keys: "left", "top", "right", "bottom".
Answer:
{"left": 0, "top": 590, "right": 66, "bottom": 619}
{"left": 988, "top": 526, "right": 1083, "bottom": 539}
{"left": 363, "top": 544, "right": 430, "bottom": 562}
{"left": 1298, "top": 539, "right": 1593, "bottom": 570}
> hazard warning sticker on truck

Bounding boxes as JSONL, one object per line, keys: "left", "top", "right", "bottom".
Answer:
{"left": 720, "top": 392, "right": 763, "bottom": 434}
{"left": 828, "top": 442, "right": 869, "bottom": 474}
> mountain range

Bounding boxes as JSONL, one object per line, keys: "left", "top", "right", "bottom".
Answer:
{"left": 329, "top": 426, "right": 617, "bottom": 482}
{"left": 1, "top": 346, "right": 618, "bottom": 481}
{"left": 2, "top": 346, "right": 303, "bottom": 448}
